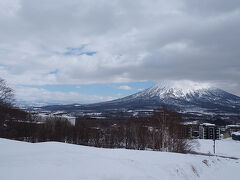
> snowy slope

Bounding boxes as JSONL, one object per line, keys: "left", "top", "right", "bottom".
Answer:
{"left": 195, "top": 138, "right": 240, "bottom": 158}
{"left": 0, "top": 138, "right": 239, "bottom": 180}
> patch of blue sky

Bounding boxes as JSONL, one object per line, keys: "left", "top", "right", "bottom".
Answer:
{"left": 63, "top": 51, "right": 96, "bottom": 56}
{"left": 64, "top": 46, "right": 96, "bottom": 56}
{"left": 39, "top": 44, "right": 96, "bottom": 56}
{"left": 48, "top": 69, "right": 58, "bottom": 74}
{"left": 66, "top": 46, "right": 85, "bottom": 51}
{"left": 19, "top": 81, "right": 156, "bottom": 98}
{"left": 0, "top": 63, "right": 7, "bottom": 68}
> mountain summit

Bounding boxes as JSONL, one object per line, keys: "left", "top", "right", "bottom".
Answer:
{"left": 131, "top": 81, "right": 213, "bottom": 98}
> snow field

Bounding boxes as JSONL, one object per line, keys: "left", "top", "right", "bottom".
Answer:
{"left": 0, "top": 138, "right": 239, "bottom": 180}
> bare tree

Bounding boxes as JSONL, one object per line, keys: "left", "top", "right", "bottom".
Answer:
{"left": 0, "top": 77, "right": 14, "bottom": 105}
{"left": 150, "top": 106, "right": 194, "bottom": 153}
{"left": 0, "top": 78, "right": 14, "bottom": 131}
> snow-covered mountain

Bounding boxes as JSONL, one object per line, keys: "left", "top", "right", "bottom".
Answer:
{"left": 42, "top": 82, "right": 240, "bottom": 115}
{"left": 110, "top": 82, "right": 240, "bottom": 113}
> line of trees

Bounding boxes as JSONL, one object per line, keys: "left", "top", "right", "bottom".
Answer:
{"left": 71, "top": 108, "right": 193, "bottom": 153}
{"left": 1, "top": 108, "right": 194, "bottom": 153}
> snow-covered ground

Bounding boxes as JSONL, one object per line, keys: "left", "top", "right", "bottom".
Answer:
{"left": 195, "top": 138, "right": 240, "bottom": 158}
{"left": 0, "top": 138, "right": 239, "bottom": 180}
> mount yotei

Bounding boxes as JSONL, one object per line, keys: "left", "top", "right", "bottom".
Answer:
{"left": 40, "top": 82, "right": 240, "bottom": 117}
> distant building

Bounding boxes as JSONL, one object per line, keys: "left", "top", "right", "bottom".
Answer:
{"left": 232, "top": 131, "right": 240, "bottom": 141}
{"left": 36, "top": 113, "right": 76, "bottom": 126}
{"left": 62, "top": 116, "right": 76, "bottom": 126}
{"left": 199, "top": 123, "right": 220, "bottom": 140}
{"left": 181, "top": 121, "right": 199, "bottom": 138}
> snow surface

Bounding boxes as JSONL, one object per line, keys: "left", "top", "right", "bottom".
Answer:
{"left": 0, "top": 138, "right": 239, "bottom": 180}
{"left": 201, "top": 123, "right": 215, "bottom": 127}
{"left": 195, "top": 138, "right": 240, "bottom": 158}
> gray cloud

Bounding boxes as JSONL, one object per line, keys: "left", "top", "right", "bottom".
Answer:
{"left": 0, "top": 0, "right": 240, "bottom": 96}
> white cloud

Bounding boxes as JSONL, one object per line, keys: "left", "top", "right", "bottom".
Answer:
{"left": 14, "top": 86, "right": 116, "bottom": 104}
{"left": 118, "top": 85, "right": 132, "bottom": 90}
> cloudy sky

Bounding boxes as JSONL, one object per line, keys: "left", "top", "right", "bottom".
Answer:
{"left": 0, "top": 0, "right": 240, "bottom": 104}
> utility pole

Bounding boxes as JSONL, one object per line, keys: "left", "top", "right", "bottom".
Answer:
{"left": 213, "top": 138, "right": 216, "bottom": 154}
{"left": 213, "top": 128, "right": 216, "bottom": 154}
{"left": 161, "top": 110, "right": 165, "bottom": 151}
